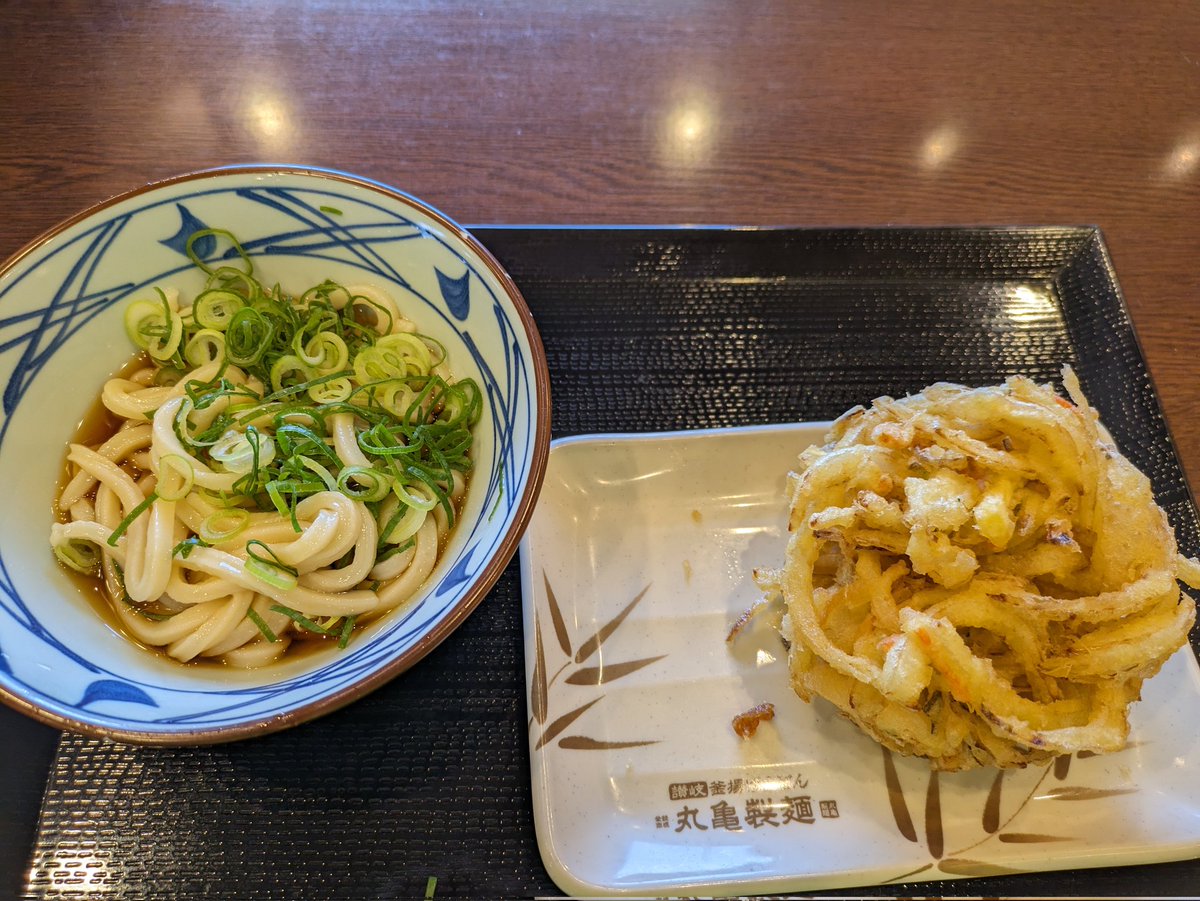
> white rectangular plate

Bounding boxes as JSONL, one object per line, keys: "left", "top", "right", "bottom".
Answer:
{"left": 519, "top": 423, "right": 1200, "bottom": 898}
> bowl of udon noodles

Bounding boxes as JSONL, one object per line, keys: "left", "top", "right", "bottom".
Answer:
{"left": 0, "top": 166, "right": 551, "bottom": 743}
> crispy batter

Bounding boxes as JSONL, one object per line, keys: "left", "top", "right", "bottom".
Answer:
{"left": 763, "top": 367, "right": 1199, "bottom": 770}
{"left": 732, "top": 702, "right": 776, "bottom": 738}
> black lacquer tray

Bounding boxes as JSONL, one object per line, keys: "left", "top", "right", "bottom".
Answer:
{"left": 9, "top": 227, "right": 1198, "bottom": 900}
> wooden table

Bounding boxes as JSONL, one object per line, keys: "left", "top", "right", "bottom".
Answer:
{"left": 2, "top": 2, "right": 1198, "bottom": 898}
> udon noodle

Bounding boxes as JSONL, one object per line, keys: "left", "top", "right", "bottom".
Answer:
{"left": 49, "top": 230, "right": 480, "bottom": 667}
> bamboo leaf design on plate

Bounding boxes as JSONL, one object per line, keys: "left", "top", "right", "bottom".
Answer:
{"left": 982, "top": 769, "right": 1004, "bottom": 833}
{"left": 881, "top": 747, "right": 917, "bottom": 842}
{"left": 565, "top": 655, "right": 667, "bottom": 685}
{"left": 881, "top": 862, "right": 934, "bottom": 884}
{"left": 1054, "top": 754, "right": 1072, "bottom": 780}
{"left": 543, "top": 570, "right": 572, "bottom": 656}
{"left": 558, "top": 735, "right": 660, "bottom": 750}
{"left": 1041, "top": 786, "right": 1137, "bottom": 801}
{"left": 530, "top": 612, "right": 549, "bottom": 725}
{"left": 534, "top": 697, "right": 603, "bottom": 750}
{"left": 924, "top": 769, "right": 944, "bottom": 859}
{"left": 574, "top": 584, "right": 651, "bottom": 664}
{"left": 998, "top": 832, "right": 1074, "bottom": 843}
{"left": 938, "top": 858, "right": 1026, "bottom": 877}
{"left": 532, "top": 579, "right": 666, "bottom": 752}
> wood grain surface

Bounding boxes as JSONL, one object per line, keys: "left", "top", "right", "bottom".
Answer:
{"left": 1, "top": 0, "right": 1198, "bottom": 894}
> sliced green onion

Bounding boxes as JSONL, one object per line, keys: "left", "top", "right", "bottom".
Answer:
{"left": 348, "top": 293, "right": 394, "bottom": 334}
{"left": 211, "top": 428, "right": 276, "bottom": 473}
{"left": 270, "top": 604, "right": 333, "bottom": 636}
{"left": 439, "top": 380, "right": 481, "bottom": 427}
{"left": 246, "top": 608, "right": 279, "bottom": 642}
{"left": 245, "top": 557, "right": 298, "bottom": 591}
{"left": 225, "top": 306, "right": 275, "bottom": 367}
{"left": 183, "top": 328, "right": 226, "bottom": 367}
{"left": 298, "top": 456, "right": 339, "bottom": 492}
{"left": 406, "top": 464, "right": 454, "bottom": 525}
{"left": 269, "top": 354, "right": 312, "bottom": 393}
{"left": 171, "top": 536, "right": 210, "bottom": 558}
{"left": 307, "top": 377, "right": 352, "bottom": 404}
{"left": 376, "top": 536, "right": 416, "bottom": 562}
{"left": 124, "top": 289, "right": 183, "bottom": 361}
{"left": 422, "top": 334, "right": 449, "bottom": 368}
{"left": 121, "top": 594, "right": 174, "bottom": 622}
{"left": 54, "top": 539, "right": 101, "bottom": 573}
{"left": 378, "top": 493, "right": 428, "bottom": 543}
{"left": 172, "top": 396, "right": 200, "bottom": 447}
{"left": 148, "top": 288, "right": 183, "bottom": 361}
{"left": 192, "top": 289, "right": 245, "bottom": 330}
{"left": 107, "top": 491, "right": 158, "bottom": 546}
{"left": 274, "top": 422, "right": 333, "bottom": 459}
{"left": 337, "top": 614, "right": 357, "bottom": 648}
{"left": 392, "top": 477, "right": 438, "bottom": 512}
{"left": 198, "top": 507, "right": 250, "bottom": 543}
{"left": 196, "top": 487, "right": 244, "bottom": 509}
{"left": 208, "top": 265, "right": 259, "bottom": 300}
{"left": 460, "top": 378, "right": 483, "bottom": 425}
{"left": 377, "top": 332, "right": 433, "bottom": 374}
{"left": 124, "top": 299, "right": 164, "bottom": 348}
{"left": 358, "top": 422, "right": 419, "bottom": 457}
{"left": 301, "top": 281, "right": 336, "bottom": 306}
{"left": 187, "top": 228, "right": 253, "bottom": 276}
{"left": 155, "top": 454, "right": 195, "bottom": 501}
{"left": 337, "top": 465, "right": 393, "bottom": 502}
{"left": 264, "top": 480, "right": 302, "bottom": 531}
{"left": 297, "top": 331, "right": 349, "bottom": 372}
{"left": 378, "top": 382, "right": 419, "bottom": 419}
{"left": 353, "top": 346, "right": 394, "bottom": 384}
{"left": 245, "top": 539, "right": 296, "bottom": 571}
{"left": 488, "top": 468, "right": 504, "bottom": 521}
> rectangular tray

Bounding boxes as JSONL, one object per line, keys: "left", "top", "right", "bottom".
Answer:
{"left": 21, "top": 228, "right": 1200, "bottom": 900}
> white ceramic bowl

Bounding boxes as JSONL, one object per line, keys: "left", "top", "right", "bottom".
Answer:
{"left": 0, "top": 166, "right": 551, "bottom": 743}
